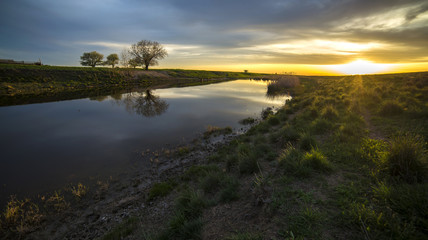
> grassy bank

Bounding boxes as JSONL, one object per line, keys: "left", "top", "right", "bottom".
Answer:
{"left": 0, "top": 64, "right": 263, "bottom": 106}
{"left": 1, "top": 71, "right": 427, "bottom": 239}
{"left": 121, "top": 72, "right": 427, "bottom": 239}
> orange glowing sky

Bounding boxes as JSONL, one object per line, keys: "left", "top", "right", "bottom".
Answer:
{"left": 1, "top": 0, "right": 428, "bottom": 75}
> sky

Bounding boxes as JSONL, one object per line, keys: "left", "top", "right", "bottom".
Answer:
{"left": 1, "top": 0, "right": 428, "bottom": 75}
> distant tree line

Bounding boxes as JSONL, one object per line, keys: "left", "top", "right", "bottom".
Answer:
{"left": 80, "top": 40, "right": 167, "bottom": 70}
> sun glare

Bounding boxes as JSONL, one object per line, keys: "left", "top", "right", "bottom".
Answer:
{"left": 326, "top": 59, "right": 395, "bottom": 75}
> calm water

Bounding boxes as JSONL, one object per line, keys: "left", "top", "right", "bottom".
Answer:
{"left": 0, "top": 80, "right": 289, "bottom": 204}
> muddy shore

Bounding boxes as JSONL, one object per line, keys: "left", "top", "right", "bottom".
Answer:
{"left": 6, "top": 125, "right": 253, "bottom": 239}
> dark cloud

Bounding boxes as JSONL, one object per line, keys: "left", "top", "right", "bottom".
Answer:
{"left": 1, "top": 0, "right": 427, "bottom": 67}
{"left": 406, "top": 3, "right": 428, "bottom": 21}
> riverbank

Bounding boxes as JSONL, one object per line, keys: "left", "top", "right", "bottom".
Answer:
{"left": 0, "top": 64, "right": 265, "bottom": 106}
{"left": 1, "top": 72, "right": 427, "bottom": 239}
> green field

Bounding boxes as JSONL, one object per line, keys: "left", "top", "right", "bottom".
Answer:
{"left": 130, "top": 72, "right": 428, "bottom": 239}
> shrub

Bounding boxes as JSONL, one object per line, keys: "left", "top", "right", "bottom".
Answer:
{"left": 385, "top": 134, "right": 427, "bottom": 183}
{"left": 378, "top": 100, "right": 404, "bottom": 116}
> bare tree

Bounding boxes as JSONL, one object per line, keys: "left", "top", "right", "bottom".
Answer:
{"left": 120, "top": 48, "right": 131, "bottom": 68}
{"left": 80, "top": 51, "right": 104, "bottom": 67}
{"left": 129, "top": 40, "right": 168, "bottom": 70}
{"left": 105, "top": 53, "right": 119, "bottom": 68}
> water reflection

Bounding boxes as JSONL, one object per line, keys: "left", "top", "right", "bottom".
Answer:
{"left": 0, "top": 80, "right": 290, "bottom": 206}
{"left": 115, "top": 89, "right": 169, "bottom": 117}
{"left": 251, "top": 76, "right": 297, "bottom": 100}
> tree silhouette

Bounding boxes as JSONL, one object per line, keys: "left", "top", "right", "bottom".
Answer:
{"left": 80, "top": 51, "right": 104, "bottom": 67}
{"left": 118, "top": 90, "right": 168, "bottom": 117}
{"left": 129, "top": 40, "right": 168, "bottom": 70}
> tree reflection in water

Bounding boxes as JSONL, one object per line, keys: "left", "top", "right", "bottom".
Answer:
{"left": 116, "top": 89, "right": 169, "bottom": 117}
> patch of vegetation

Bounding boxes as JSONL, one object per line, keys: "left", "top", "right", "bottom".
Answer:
{"left": 46, "top": 191, "right": 69, "bottom": 213}
{"left": 310, "top": 118, "right": 333, "bottom": 135}
{"left": 385, "top": 134, "right": 427, "bottom": 183}
{"left": 238, "top": 154, "right": 259, "bottom": 174}
{"left": 378, "top": 100, "right": 404, "bottom": 116}
{"left": 148, "top": 182, "right": 175, "bottom": 201}
{"left": 261, "top": 107, "right": 274, "bottom": 119}
{"left": 267, "top": 115, "right": 280, "bottom": 126}
{"left": 70, "top": 183, "right": 89, "bottom": 200}
{"left": 175, "top": 146, "right": 191, "bottom": 157}
{"left": 320, "top": 105, "right": 339, "bottom": 120}
{"left": 99, "top": 217, "right": 139, "bottom": 240}
{"left": 203, "top": 125, "right": 233, "bottom": 139}
{"left": 157, "top": 189, "right": 206, "bottom": 239}
{"left": 298, "top": 132, "right": 317, "bottom": 151}
{"left": 239, "top": 117, "right": 256, "bottom": 125}
{"left": 0, "top": 196, "right": 43, "bottom": 236}
{"left": 301, "top": 148, "right": 332, "bottom": 173}
{"left": 181, "top": 165, "right": 221, "bottom": 181}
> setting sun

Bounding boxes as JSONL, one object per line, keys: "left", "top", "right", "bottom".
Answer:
{"left": 326, "top": 59, "right": 396, "bottom": 75}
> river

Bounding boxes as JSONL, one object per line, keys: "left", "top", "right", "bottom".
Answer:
{"left": 0, "top": 79, "right": 289, "bottom": 205}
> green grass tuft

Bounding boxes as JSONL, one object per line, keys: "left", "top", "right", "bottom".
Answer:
{"left": 299, "top": 132, "right": 317, "bottom": 151}
{"left": 302, "top": 149, "right": 332, "bottom": 173}
{"left": 385, "top": 134, "right": 427, "bottom": 183}
{"left": 148, "top": 182, "right": 175, "bottom": 201}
